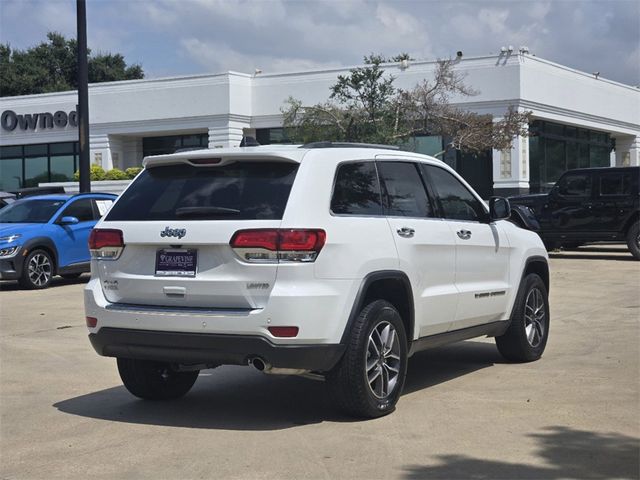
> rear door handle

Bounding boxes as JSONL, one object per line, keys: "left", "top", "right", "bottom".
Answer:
{"left": 397, "top": 227, "right": 415, "bottom": 238}
{"left": 457, "top": 229, "right": 472, "bottom": 240}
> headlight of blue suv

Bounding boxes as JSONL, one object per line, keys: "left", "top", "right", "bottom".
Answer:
{"left": 0, "top": 234, "right": 21, "bottom": 243}
{"left": 0, "top": 245, "right": 21, "bottom": 257}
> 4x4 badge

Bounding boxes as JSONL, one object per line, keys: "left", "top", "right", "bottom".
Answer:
{"left": 160, "top": 227, "right": 186, "bottom": 239}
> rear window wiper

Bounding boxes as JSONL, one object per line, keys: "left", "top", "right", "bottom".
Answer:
{"left": 175, "top": 206, "right": 241, "bottom": 217}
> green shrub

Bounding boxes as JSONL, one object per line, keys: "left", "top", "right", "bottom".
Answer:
{"left": 104, "top": 168, "right": 129, "bottom": 180}
{"left": 73, "top": 164, "right": 106, "bottom": 181}
{"left": 125, "top": 167, "right": 142, "bottom": 179}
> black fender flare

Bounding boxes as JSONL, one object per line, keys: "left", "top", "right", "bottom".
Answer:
{"left": 21, "top": 237, "right": 60, "bottom": 273}
{"left": 340, "top": 270, "right": 415, "bottom": 345}
{"left": 520, "top": 255, "right": 550, "bottom": 294}
{"left": 510, "top": 205, "right": 541, "bottom": 231}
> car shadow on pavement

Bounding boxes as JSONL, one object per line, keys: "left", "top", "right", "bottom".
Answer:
{"left": 0, "top": 274, "right": 89, "bottom": 291}
{"left": 403, "top": 340, "right": 506, "bottom": 395}
{"left": 54, "top": 341, "right": 503, "bottom": 431}
{"left": 402, "top": 426, "right": 640, "bottom": 479}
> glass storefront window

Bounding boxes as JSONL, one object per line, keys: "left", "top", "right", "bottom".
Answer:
{"left": 1, "top": 146, "right": 22, "bottom": 158}
{"left": 0, "top": 142, "right": 79, "bottom": 190}
{"left": 409, "top": 136, "right": 444, "bottom": 156}
{"left": 578, "top": 144, "right": 590, "bottom": 168}
{"left": 24, "top": 156, "right": 48, "bottom": 188}
{"left": 255, "top": 128, "right": 291, "bottom": 145}
{"left": 566, "top": 142, "right": 579, "bottom": 170}
{"left": 50, "top": 142, "right": 75, "bottom": 155}
{"left": 0, "top": 158, "right": 23, "bottom": 191}
{"left": 590, "top": 146, "right": 610, "bottom": 167}
{"left": 528, "top": 121, "right": 612, "bottom": 192}
{"left": 50, "top": 155, "right": 76, "bottom": 182}
{"left": 142, "top": 133, "right": 208, "bottom": 156}
{"left": 24, "top": 144, "right": 47, "bottom": 156}
{"left": 545, "top": 139, "right": 566, "bottom": 187}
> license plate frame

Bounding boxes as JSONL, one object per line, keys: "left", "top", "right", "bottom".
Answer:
{"left": 155, "top": 248, "right": 197, "bottom": 277}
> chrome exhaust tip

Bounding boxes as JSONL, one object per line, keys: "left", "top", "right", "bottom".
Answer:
{"left": 248, "top": 357, "right": 269, "bottom": 372}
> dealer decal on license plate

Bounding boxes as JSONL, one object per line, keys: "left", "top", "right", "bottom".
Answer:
{"left": 155, "top": 249, "right": 197, "bottom": 277}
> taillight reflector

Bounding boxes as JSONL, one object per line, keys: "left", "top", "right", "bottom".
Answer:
{"left": 89, "top": 229, "right": 123, "bottom": 249}
{"left": 268, "top": 326, "right": 299, "bottom": 338}
{"left": 86, "top": 316, "right": 98, "bottom": 328}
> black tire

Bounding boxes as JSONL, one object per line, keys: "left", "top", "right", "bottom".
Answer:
{"left": 626, "top": 221, "right": 640, "bottom": 260}
{"left": 18, "top": 249, "right": 54, "bottom": 290}
{"left": 496, "top": 273, "right": 550, "bottom": 362}
{"left": 61, "top": 273, "right": 82, "bottom": 280}
{"left": 327, "top": 300, "right": 408, "bottom": 418}
{"left": 117, "top": 358, "right": 199, "bottom": 400}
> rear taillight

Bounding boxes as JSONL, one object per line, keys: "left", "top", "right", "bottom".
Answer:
{"left": 230, "top": 229, "right": 326, "bottom": 263}
{"left": 89, "top": 229, "right": 124, "bottom": 260}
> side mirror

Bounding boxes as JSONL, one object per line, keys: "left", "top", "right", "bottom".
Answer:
{"left": 489, "top": 197, "right": 511, "bottom": 221}
{"left": 60, "top": 216, "right": 79, "bottom": 225}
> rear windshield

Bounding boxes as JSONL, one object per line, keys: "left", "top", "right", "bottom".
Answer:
{"left": 106, "top": 161, "right": 298, "bottom": 221}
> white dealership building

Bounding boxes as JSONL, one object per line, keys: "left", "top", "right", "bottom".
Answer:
{"left": 1, "top": 52, "right": 639, "bottom": 196}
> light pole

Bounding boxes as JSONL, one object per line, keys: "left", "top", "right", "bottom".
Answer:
{"left": 76, "top": 0, "right": 90, "bottom": 192}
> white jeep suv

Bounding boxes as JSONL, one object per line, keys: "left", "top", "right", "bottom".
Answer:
{"left": 85, "top": 142, "right": 550, "bottom": 418}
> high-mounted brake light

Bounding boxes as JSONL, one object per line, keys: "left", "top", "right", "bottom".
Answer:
{"left": 89, "top": 229, "right": 124, "bottom": 260}
{"left": 188, "top": 158, "right": 222, "bottom": 165}
{"left": 230, "top": 229, "right": 326, "bottom": 263}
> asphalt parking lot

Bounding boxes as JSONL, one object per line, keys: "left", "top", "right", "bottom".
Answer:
{"left": 1, "top": 246, "right": 639, "bottom": 479}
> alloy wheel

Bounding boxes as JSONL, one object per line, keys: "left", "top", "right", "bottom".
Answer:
{"left": 524, "top": 287, "right": 546, "bottom": 348}
{"left": 366, "top": 321, "right": 401, "bottom": 399}
{"left": 28, "top": 253, "right": 52, "bottom": 287}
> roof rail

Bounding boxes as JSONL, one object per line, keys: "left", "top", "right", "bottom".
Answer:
{"left": 300, "top": 141, "right": 400, "bottom": 151}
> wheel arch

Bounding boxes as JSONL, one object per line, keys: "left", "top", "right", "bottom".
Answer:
{"left": 510, "top": 205, "right": 541, "bottom": 231}
{"left": 622, "top": 210, "right": 639, "bottom": 235}
{"left": 22, "top": 237, "right": 59, "bottom": 273}
{"left": 340, "top": 270, "right": 415, "bottom": 346}
{"left": 522, "top": 256, "right": 550, "bottom": 294}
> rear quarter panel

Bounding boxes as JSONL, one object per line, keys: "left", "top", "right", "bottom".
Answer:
{"left": 281, "top": 150, "right": 399, "bottom": 280}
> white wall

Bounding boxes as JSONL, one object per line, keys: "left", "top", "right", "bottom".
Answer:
{"left": 1, "top": 52, "right": 639, "bottom": 179}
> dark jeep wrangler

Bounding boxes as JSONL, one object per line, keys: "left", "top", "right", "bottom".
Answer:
{"left": 509, "top": 167, "right": 640, "bottom": 259}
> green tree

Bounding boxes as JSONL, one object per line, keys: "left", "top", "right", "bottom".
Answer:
{"left": 0, "top": 32, "right": 144, "bottom": 97}
{"left": 282, "top": 54, "right": 530, "bottom": 155}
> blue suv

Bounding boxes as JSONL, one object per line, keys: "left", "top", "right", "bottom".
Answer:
{"left": 0, "top": 193, "right": 117, "bottom": 289}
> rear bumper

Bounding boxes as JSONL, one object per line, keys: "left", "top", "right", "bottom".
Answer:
{"left": 89, "top": 327, "right": 345, "bottom": 371}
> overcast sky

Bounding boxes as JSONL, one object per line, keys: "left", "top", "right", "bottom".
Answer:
{"left": 1, "top": 0, "right": 638, "bottom": 85}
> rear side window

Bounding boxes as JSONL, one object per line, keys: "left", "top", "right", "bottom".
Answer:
{"left": 378, "top": 162, "right": 434, "bottom": 218}
{"left": 331, "top": 162, "right": 383, "bottom": 216}
{"left": 106, "top": 162, "right": 298, "bottom": 221}
{"left": 599, "top": 173, "right": 631, "bottom": 196}
{"left": 422, "top": 165, "right": 486, "bottom": 221}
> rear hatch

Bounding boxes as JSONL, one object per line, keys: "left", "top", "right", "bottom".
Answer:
{"left": 96, "top": 156, "right": 299, "bottom": 309}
